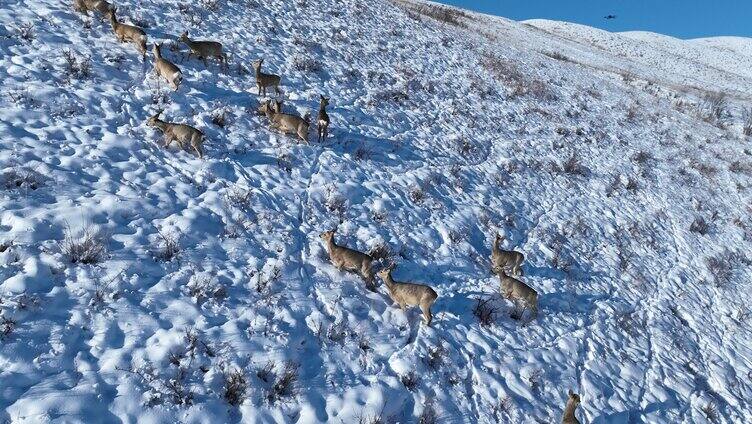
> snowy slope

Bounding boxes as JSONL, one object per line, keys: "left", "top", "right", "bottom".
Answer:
{"left": 689, "top": 36, "right": 752, "bottom": 61}
{"left": 522, "top": 19, "right": 752, "bottom": 101}
{"left": 1, "top": 0, "right": 752, "bottom": 422}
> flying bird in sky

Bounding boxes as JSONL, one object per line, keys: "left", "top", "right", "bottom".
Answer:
{"left": 604, "top": 14, "right": 617, "bottom": 20}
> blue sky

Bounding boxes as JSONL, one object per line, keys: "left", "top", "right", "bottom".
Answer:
{"left": 435, "top": 0, "right": 752, "bottom": 39}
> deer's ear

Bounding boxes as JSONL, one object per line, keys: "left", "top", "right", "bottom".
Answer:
{"left": 568, "top": 389, "right": 573, "bottom": 397}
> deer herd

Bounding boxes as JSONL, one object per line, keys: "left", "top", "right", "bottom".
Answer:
{"left": 71, "top": 2, "right": 580, "bottom": 421}
{"left": 73, "top": 0, "right": 328, "bottom": 157}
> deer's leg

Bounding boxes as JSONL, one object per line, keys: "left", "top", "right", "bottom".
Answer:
{"left": 420, "top": 303, "right": 432, "bottom": 326}
{"left": 519, "top": 304, "right": 529, "bottom": 319}
{"left": 174, "top": 135, "right": 186, "bottom": 151}
{"left": 161, "top": 133, "right": 170, "bottom": 148}
{"left": 192, "top": 135, "right": 203, "bottom": 158}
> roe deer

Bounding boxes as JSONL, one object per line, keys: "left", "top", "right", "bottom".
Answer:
{"left": 259, "top": 99, "right": 309, "bottom": 143}
{"left": 562, "top": 390, "right": 581, "bottom": 424}
{"left": 146, "top": 110, "right": 205, "bottom": 158}
{"left": 491, "top": 233, "right": 524, "bottom": 275}
{"left": 257, "top": 98, "right": 283, "bottom": 115}
{"left": 152, "top": 43, "right": 182, "bottom": 90}
{"left": 179, "top": 31, "right": 227, "bottom": 68}
{"left": 317, "top": 95, "right": 330, "bottom": 142}
{"left": 252, "top": 59, "right": 280, "bottom": 96}
{"left": 107, "top": 8, "right": 147, "bottom": 58}
{"left": 377, "top": 266, "right": 438, "bottom": 326}
{"left": 497, "top": 268, "right": 537, "bottom": 317}
{"left": 74, "top": 0, "right": 112, "bottom": 16}
{"left": 319, "top": 230, "right": 375, "bottom": 290}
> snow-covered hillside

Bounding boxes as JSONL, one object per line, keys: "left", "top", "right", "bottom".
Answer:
{"left": 522, "top": 18, "right": 752, "bottom": 101}
{"left": 1, "top": 0, "right": 751, "bottom": 422}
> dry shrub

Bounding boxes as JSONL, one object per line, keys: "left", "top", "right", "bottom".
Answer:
{"left": 424, "top": 344, "right": 446, "bottom": 370}
{"left": 359, "top": 409, "right": 396, "bottom": 424}
{"left": 0, "top": 239, "right": 12, "bottom": 253}
{"left": 400, "top": 3, "right": 469, "bottom": 28}
{"left": 543, "top": 51, "right": 570, "bottom": 62}
{"left": 408, "top": 186, "right": 425, "bottom": 204}
{"left": 561, "top": 153, "right": 587, "bottom": 176}
{"left": 631, "top": 151, "right": 652, "bottom": 165}
{"left": 62, "top": 49, "right": 93, "bottom": 81}
{"left": 419, "top": 398, "right": 438, "bottom": 424}
{"left": 223, "top": 185, "right": 253, "bottom": 210}
{"left": 211, "top": 108, "right": 227, "bottom": 128}
{"left": 729, "top": 160, "right": 752, "bottom": 175}
{"left": 400, "top": 371, "right": 418, "bottom": 391}
{"left": 481, "top": 54, "right": 555, "bottom": 100}
{"left": 705, "top": 250, "right": 745, "bottom": 288}
{"left": 185, "top": 274, "right": 227, "bottom": 304}
{"left": 1, "top": 166, "right": 43, "bottom": 190}
{"left": 222, "top": 367, "right": 248, "bottom": 406}
{"left": 0, "top": 317, "right": 16, "bottom": 340}
{"left": 473, "top": 296, "right": 498, "bottom": 326}
{"left": 368, "top": 241, "right": 393, "bottom": 262}
{"left": 14, "top": 22, "right": 34, "bottom": 42}
{"left": 701, "top": 403, "right": 719, "bottom": 423}
{"left": 690, "top": 160, "right": 717, "bottom": 178}
{"left": 154, "top": 228, "right": 180, "bottom": 261}
{"left": 199, "top": 0, "right": 220, "bottom": 10}
{"left": 621, "top": 71, "right": 637, "bottom": 83}
{"left": 690, "top": 217, "right": 710, "bottom": 235}
{"left": 61, "top": 224, "right": 108, "bottom": 264}
{"left": 324, "top": 187, "right": 347, "bottom": 217}
{"left": 702, "top": 92, "right": 728, "bottom": 126}
{"left": 292, "top": 55, "right": 323, "bottom": 72}
{"left": 742, "top": 108, "right": 752, "bottom": 136}
{"left": 354, "top": 146, "right": 373, "bottom": 161}
{"left": 266, "top": 361, "right": 299, "bottom": 404}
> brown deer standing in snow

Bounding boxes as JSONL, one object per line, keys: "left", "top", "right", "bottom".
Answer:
{"left": 252, "top": 59, "right": 280, "bottom": 96}
{"left": 562, "top": 390, "right": 582, "bottom": 424}
{"left": 74, "top": 0, "right": 112, "bottom": 16}
{"left": 491, "top": 233, "right": 524, "bottom": 275}
{"left": 259, "top": 99, "right": 309, "bottom": 143}
{"left": 377, "top": 265, "right": 438, "bottom": 326}
{"left": 146, "top": 110, "right": 205, "bottom": 158}
{"left": 152, "top": 43, "right": 182, "bottom": 90}
{"left": 106, "top": 8, "right": 147, "bottom": 58}
{"left": 497, "top": 268, "right": 537, "bottom": 318}
{"left": 179, "top": 31, "right": 227, "bottom": 68}
{"left": 319, "top": 229, "right": 375, "bottom": 290}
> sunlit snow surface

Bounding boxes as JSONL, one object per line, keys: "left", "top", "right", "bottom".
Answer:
{"left": 1, "top": 0, "right": 751, "bottom": 422}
